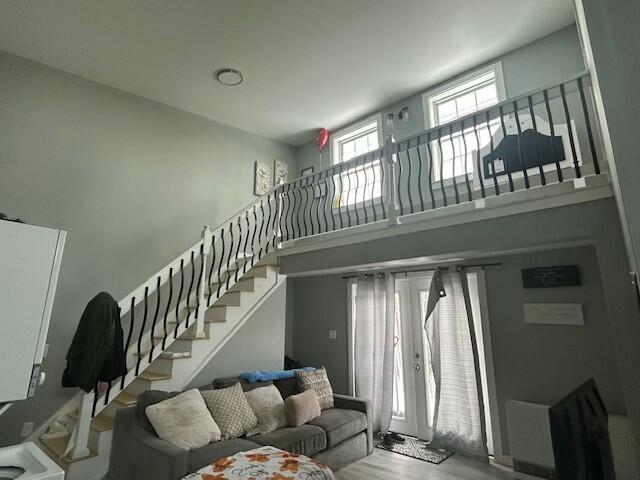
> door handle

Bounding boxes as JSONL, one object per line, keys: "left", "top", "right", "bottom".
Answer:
{"left": 414, "top": 364, "right": 421, "bottom": 371}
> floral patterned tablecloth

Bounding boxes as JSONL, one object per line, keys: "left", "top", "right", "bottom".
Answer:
{"left": 182, "top": 446, "right": 336, "bottom": 480}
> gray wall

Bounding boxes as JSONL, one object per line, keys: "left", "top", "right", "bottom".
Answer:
{"left": 576, "top": 0, "right": 640, "bottom": 458}
{"left": 187, "top": 280, "right": 287, "bottom": 387}
{"left": 282, "top": 198, "right": 637, "bottom": 454}
{"left": 290, "top": 275, "right": 350, "bottom": 394}
{"left": 288, "top": 246, "right": 627, "bottom": 454}
{"left": 0, "top": 50, "right": 295, "bottom": 446}
{"left": 295, "top": 25, "right": 585, "bottom": 173}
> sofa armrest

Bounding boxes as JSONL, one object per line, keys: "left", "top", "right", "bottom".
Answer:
{"left": 333, "top": 394, "right": 373, "bottom": 454}
{"left": 109, "top": 406, "right": 189, "bottom": 480}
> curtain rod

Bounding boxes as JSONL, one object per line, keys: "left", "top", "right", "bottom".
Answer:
{"left": 341, "top": 262, "right": 502, "bottom": 280}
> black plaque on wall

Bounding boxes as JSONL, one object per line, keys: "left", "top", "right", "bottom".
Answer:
{"left": 521, "top": 265, "right": 581, "bottom": 288}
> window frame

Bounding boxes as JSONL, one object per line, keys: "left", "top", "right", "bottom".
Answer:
{"left": 422, "top": 62, "right": 506, "bottom": 130}
{"left": 329, "top": 114, "right": 384, "bottom": 210}
{"left": 421, "top": 62, "right": 506, "bottom": 185}
{"left": 330, "top": 114, "right": 383, "bottom": 166}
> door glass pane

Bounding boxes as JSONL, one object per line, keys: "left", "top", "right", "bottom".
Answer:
{"left": 392, "top": 291, "right": 406, "bottom": 419}
{"left": 419, "top": 290, "right": 437, "bottom": 428}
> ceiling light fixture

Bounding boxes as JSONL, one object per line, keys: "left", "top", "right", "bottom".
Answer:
{"left": 215, "top": 68, "right": 243, "bottom": 87}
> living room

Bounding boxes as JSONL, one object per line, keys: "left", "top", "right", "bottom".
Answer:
{"left": 1, "top": 1, "right": 639, "bottom": 480}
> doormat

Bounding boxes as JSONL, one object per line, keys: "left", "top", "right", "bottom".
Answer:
{"left": 375, "top": 434, "right": 454, "bottom": 465}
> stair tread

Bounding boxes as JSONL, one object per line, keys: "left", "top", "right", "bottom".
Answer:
{"left": 139, "top": 371, "right": 172, "bottom": 381}
{"left": 40, "top": 434, "right": 98, "bottom": 466}
{"left": 91, "top": 412, "right": 114, "bottom": 432}
{"left": 114, "top": 391, "right": 138, "bottom": 406}
{"left": 205, "top": 318, "right": 226, "bottom": 324}
{"left": 154, "top": 332, "right": 209, "bottom": 341}
{"left": 134, "top": 350, "right": 192, "bottom": 360}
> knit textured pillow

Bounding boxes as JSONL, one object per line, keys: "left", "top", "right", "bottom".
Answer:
{"left": 201, "top": 383, "right": 258, "bottom": 439}
{"left": 296, "top": 367, "right": 334, "bottom": 410}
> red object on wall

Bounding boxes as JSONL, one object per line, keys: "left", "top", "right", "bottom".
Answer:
{"left": 315, "top": 128, "right": 329, "bottom": 151}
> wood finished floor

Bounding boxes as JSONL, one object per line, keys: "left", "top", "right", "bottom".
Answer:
{"left": 335, "top": 449, "right": 518, "bottom": 480}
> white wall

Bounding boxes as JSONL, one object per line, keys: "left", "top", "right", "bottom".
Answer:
{"left": 0, "top": 50, "right": 295, "bottom": 446}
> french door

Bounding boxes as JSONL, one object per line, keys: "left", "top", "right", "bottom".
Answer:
{"left": 389, "top": 272, "right": 495, "bottom": 456}
{"left": 389, "top": 275, "right": 436, "bottom": 440}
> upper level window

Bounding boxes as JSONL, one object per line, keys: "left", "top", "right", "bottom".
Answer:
{"left": 332, "top": 116, "right": 382, "bottom": 164}
{"left": 423, "top": 63, "right": 506, "bottom": 181}
{"left": 331, "top": 115, "right": 383, "bottom": 206}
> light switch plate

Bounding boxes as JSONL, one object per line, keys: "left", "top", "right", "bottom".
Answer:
{"left": 328, "top": 330, "right": 337, "bottom": 340}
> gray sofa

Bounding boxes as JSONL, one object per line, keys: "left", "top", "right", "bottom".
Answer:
{"left": 109, "top": 376, "right": 372, "bottom": 480}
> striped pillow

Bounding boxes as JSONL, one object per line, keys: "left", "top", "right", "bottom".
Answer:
{"left": 296, "top": 367, "right": 334, "bottom": 410}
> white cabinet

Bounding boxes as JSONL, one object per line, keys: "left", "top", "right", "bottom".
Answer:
{"left": 0, "top": 220, "right": 66, "bottom": 403}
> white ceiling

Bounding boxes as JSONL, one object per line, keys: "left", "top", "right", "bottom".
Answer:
{"left": 0, "top": 0, "right": 575, "bottom": 145}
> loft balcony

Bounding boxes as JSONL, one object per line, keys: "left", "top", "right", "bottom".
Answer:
{"left": 273, "top": 71, "right": 611, "bottom": 255}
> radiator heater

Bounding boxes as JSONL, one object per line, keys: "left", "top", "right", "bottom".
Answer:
{"left": 506, "top": 400, "right": 639, "bottom": 480}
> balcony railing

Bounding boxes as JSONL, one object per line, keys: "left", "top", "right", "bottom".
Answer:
{"left": 276, "top": 71, "right": 604, "bottom": 242}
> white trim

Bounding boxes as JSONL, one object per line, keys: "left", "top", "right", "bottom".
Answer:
{"left": 422, "top": 61, "right": 506, "bottom": 130}
{"left": 346, "top": 278, "right": 357, "bottom": 396}
{"left": 330, "top": 113, "right": 383, "bottom": 165}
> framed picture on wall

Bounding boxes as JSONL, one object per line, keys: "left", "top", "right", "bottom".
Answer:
{"left": 301, "top": 166, "right": 314, "bottom": 176}
{"left": 274, "top": 159, "right": 288, "bottom": 186}
{"left": 254, "top": 161, "right": 272, "bottom": 196}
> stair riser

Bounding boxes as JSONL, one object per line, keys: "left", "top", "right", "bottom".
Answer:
{"left": 165, "top": 338, "right": 195, "bottom": 353}
{"left": 101, "top": 402, "right": 129, "bottom": 422}
{"left": 88, "top": 427, "right": 112, "bottom": 455}
{"left": 148, "top": 357, "right": 175, "bottom": 376}
{"left": 244, "top": 265, "right": 270, "bottom": 278}
{"left": 212, "top": 291, "right": 242, "bottom": 306}
{"left": 205, "top": 306, "right": 227, "bottom": 323}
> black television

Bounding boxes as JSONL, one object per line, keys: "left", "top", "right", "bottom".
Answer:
{"left": 549, "top": 378, "right": 616, "bottom": 480}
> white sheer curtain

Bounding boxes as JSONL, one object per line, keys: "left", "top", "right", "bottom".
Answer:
{"left": 354, "top": 273, "right": 395, "bottom": 434}
{"left": 424, "top": 269, "right": 488, "bottom": 460}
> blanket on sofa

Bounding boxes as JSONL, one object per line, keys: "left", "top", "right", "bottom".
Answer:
{"left": 181, "top": 446, "right": 335, "bottom": 480}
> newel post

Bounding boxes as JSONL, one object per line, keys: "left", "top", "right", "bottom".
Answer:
{"left": 67, "top": 392, "right": 93, "bottom": 460}
{"left": 383, "top": 135, "right": 400, "bottom": 225}
{"left": 196, "top": 225, "right": 213, "bottom": 336}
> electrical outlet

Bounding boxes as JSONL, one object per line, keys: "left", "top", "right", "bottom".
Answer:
{"left": 21, "top": 421, "right": 34, "bottom": 438}
{"left": 328, "top": 329, "right": 337, "bottom": 340}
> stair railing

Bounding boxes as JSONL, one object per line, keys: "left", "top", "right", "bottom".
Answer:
{"left": 68, "top": 188, "right": 283, "bottom": 460}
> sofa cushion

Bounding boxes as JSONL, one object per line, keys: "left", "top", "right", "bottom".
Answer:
{"left": 308, "top": 408, "right": 368, "bottom": 448}
{"left": 187, "top": 438, "right": 260, "bottom": 472}
{"left": 245, "top": 384, "right": 287, "bottom": 436}
{"left": 252, "top": 425, "right": 327, "bottom": 456}
{"left": 201, "top": 383, "right": 258, "bottom": 440}
{"left": 296, "top": 367, "right": 334, "bottom": 409}
{"left": 137, "top": 390, "right": 179, "bottom": 432}
{"left": 145, "top": 389, "right": 221, "bottom": 451}
{"left": 285, "top": 390, "right": 321, "bottom": 427}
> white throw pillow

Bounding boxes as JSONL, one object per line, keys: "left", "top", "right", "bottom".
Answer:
{"left": 145, "top": 389, "right": 221, "bottom": 450}
{"left": 244, "top": 384, "right": 288, "bottom": 436}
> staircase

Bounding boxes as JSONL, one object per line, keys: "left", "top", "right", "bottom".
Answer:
{"left": 32, "top": 190, "right": 285, "bottom": 480}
